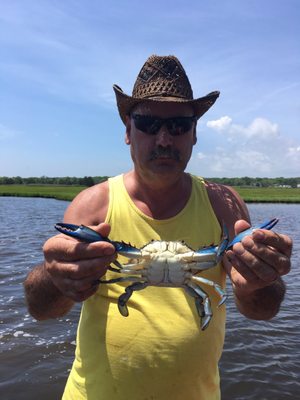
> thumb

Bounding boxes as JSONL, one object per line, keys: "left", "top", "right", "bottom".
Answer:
{"left": 89, "top": 222, "right": 111, "bottom": 238}
{"left": 86, "top": 223, "right": 115, "bottom": 255}
{"left": 234, "top": 219, "right": 251, "bottom": 236}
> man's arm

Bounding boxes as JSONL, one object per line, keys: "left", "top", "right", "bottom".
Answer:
{"left": 24, "top": 181, "right": 115, "bottom": 320}
{"left": 232, "top": 276, "right": 286, "bottom": 320}
{"left": 24, "top": 263, "right": 75, "bottom": 320}
{"left": 206, "top": 182, "right": 292, "bottom": 320}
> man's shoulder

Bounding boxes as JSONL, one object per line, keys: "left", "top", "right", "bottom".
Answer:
{"left": 64, "top": 180, "right": 109, "bottom": 225}
{"left": 204, "top": 180, "right": 240, "bottom": 201}
{"left": 204, "top": 180, "right": 250, "bottom": 232}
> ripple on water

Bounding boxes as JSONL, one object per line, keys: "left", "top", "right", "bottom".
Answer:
{"left": 1, "top": 198, "right": 300, "bottom": 400}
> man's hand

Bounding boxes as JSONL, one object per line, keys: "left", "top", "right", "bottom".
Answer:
{"left": 223, "top": 219, "right": 292, "bottom": 319}
{"left": 43, "top": 223, "right": 116, "bottom": 302}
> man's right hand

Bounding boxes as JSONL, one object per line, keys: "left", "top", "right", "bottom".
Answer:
{"left": 43, "top": 223, "right": 116, "bottom": 302}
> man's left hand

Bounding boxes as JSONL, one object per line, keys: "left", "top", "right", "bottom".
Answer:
{"left": 223, "top": 220, "right": 292, "bottom": 296}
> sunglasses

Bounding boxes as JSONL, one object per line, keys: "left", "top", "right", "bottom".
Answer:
{"left": 131, "top": 114, "right": 197, "bottom": 136}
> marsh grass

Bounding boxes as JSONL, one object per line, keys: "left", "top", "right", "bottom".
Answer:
{"left": 0, "top": 185, "right": 300, "bottom": 203}
{"left": 0, "top": 185, "right": 85, "bottom": 201}
{"left": 234, "top": 187, "right": 300, "bottom": 203}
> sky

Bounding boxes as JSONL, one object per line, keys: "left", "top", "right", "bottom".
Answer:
{"left": 0, "top": 0, "right": 299, "bottom": 178}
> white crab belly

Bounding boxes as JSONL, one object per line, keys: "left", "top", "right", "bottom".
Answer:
{"left": 142, "top": 255, "right": 187, "bottom": 287}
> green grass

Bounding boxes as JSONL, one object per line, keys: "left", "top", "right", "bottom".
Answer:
{"left": 234, "top": 187, "right": 300, "bottom": 203}
{"left": 0, "top": 185, "right": 300, "bottom": 203}
{"left": 0, "top": 185, "right": 85, "bottom": 201}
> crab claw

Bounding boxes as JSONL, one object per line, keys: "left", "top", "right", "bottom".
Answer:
{"left": 55, "top": 223, "right": 111, "bottom": 243}
{"left": 227, "top": 218, "right": 279, "bottom": 249}
{"left": 54, "top": 222, "right": 142, "bottom": 256}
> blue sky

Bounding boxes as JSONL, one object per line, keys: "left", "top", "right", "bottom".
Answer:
{"left": 0, "top": 0, "right": 299, "bottom": 178}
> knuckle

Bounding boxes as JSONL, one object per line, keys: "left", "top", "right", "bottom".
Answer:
{"left": 44, "top": 259, "right": 60, "bottom": 277}
{"left": 44, "top": 260, "right": 53, "bottom": 273}
{"left": 42, "top": 238, "right": 55, "bottom": 257}
{"left": 65, "top": 243, "right": 79, "bottom": 259}
{"left": 284, "top": 235, "right": 293, "bottom": 249}
{"left": 275, "top": 233, "right": 293, "bottom": 253}
{"left": 42, "top": 241, "right": 50, "bottom": 255}
{"left": 72, "top": 265, "right": 89, "bottom": 279}
{"left": 238, "top": 249, "right": 259, "bottom": 268}
{"left": 279, "top": 257, "right": 291, "bottom": 275}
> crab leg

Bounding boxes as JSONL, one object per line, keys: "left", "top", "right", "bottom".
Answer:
{"left": 107, "top": 259, "right": 123, "bottom": 273}
{"left": 99, "top": 276, "right": 142, "bottom": 284}
{"left": 118, "top": 281, "right": 148, "bottom": 317}
{"left": 185, "top": 283, "right": 212, "bottom": 330}
{"left": 179, "top": 230, "right": 229, "bottom": 271}
{"left": 191, "top": 275, "right": 227, "bottom": 306}
{"left": 120, "top": 261, "right": 149, "bottom": 271}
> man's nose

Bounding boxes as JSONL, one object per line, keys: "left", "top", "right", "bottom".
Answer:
{"left": 155, "top": 125, "right": 173, "bottom": 147}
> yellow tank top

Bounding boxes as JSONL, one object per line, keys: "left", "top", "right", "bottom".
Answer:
{"left": 63, "top": 174, "right": 226, "bottom": 400}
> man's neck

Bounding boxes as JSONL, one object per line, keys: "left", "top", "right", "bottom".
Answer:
{"left": 123, "top": 170, "right": 192, "bottom": 219}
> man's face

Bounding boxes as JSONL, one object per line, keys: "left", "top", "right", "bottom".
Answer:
{"left": 125, "top": 102, "right": 197, "bottom": 181}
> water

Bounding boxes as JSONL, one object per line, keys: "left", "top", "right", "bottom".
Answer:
{"left": 0, "top": 197, "right": 299, "bottom": 399}
{"left": 220, "top": 204, "right": 300, "bottom": 399}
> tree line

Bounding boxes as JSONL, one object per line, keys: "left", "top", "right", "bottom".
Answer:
{"left": 0, "top": 176, "right": 299, "bottom": 188}
{"left": 205, "top": 177, "right": 300, "bottom": 188}
{"left": 0, "top": 176, "right": 109, "bottom": 187}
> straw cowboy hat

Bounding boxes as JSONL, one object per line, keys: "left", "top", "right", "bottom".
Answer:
{"left": 113, "top": 54, "right": 220, "bottom": 124}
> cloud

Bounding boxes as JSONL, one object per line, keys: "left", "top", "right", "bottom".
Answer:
{"left": 230, "top": 118, "right": 279, "bottom": 140}
{"left": 196, "top": 147, "right": 273, "bottom": 175}
{"left": 288, "top": 146, "right": 300, "bottom": 156}
{"left": 206, "top": 116, "right": 232, "bottom": 131}
{"left": 194, "top": 116, "right": 300, "bottom": 177}
{"left": 207, "top": 116, "right": 279, "bottom": 140}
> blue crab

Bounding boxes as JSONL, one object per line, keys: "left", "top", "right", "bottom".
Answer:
{"left": 55, "top": 218, "right": 278, "bottom": 330}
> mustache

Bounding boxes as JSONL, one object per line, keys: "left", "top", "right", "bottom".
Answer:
{"left": 149, "top": 146, "right": 181, "bottom": 161}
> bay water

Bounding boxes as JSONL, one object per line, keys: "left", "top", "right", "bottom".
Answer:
{"left": 0, "top": 197, "right": 299, "bottom": 399}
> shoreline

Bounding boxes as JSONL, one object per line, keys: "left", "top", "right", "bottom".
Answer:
{"left": 1, "top": 190, "right": 300, "bottom": 204}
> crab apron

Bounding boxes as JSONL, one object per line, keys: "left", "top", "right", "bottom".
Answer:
{"left": 62, "top": 174, "right": 226, "bottom": 400}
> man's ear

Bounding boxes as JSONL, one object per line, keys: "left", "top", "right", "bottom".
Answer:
{"left": 125, "top": 115, "right": 131, "bottom": 145}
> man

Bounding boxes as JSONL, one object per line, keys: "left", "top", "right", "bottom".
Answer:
{"left": 24, "top": 55, "right": 292, "bottom": 400}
